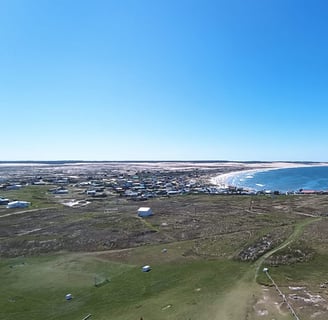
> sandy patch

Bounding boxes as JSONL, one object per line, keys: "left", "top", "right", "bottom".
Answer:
{"left": 161, "top": 304, "right": 172, "bottom": 310}
{"left": 62, "top": 199, "right": 90, "bottom": 207}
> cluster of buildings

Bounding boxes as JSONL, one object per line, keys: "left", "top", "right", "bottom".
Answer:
{"left": 1, "top": 163, "right": 327, "bottom": 206}
{"left": 0, "top": 165, "right": 255, "bottom": 208}
{"left": 0, "top": 197, "right": 30, "bottom": 209}
{"left": 8, "top": 163, "right": 327, "bottom": 205}
{"left": 76, "top": 172, "right": 213, "bottom": 200}
{"left": 1, "top": 166, "right": 238, "bottom": 202}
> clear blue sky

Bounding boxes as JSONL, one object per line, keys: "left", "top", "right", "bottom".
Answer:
{"left": 1, "top": 0, "right": 328, "bottom": 161}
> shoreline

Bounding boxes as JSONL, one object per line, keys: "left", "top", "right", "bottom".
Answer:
{"left": 210, "top": 162, "right": 328, "bottom": 189}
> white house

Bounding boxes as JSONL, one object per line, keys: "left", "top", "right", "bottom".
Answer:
{"left": 6, "top": 201, "right": 31, "bottom": 209}
{"left": 137, "top": 207, "right": 153, "bottom": 217}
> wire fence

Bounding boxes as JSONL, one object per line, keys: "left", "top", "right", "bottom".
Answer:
{"left": 264, "top": 270, "right": 300, "bottom": 320}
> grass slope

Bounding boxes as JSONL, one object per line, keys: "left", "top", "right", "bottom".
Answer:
{"left": 0, "top": 246, "right": 251, "bottom": 320}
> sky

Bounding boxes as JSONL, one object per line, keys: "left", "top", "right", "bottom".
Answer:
{"left": 1, "top": 0, "right": 328, "bottom": 161}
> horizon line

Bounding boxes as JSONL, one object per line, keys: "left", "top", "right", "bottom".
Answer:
{"left": 0, "top": 160, "right": 326, "bottom": 164}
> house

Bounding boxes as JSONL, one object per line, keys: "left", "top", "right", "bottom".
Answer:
{"left": 137, "top": 207, "right": 153, "bottom": 217}
{"left": 6, "top": 184, "right": 22, "bottom": 190}
{"left": 0, "top": 198, "right": 10, "bottom": 205}
{"left": 299, "top": 189, "right": 317, "bottom": 195}
{"left": 86, "top": 190, "right": 97, "bottom": 196}
{"left": 52, "top": 189, "right": 69, "bottom": 194}
{"left": 6, "top": 201, "right": 31, "bottom": 209}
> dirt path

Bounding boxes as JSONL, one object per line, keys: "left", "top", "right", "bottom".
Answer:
{"left": 213, "top": 217, "right": 322, "bottom": 320}
{"left": 0, "top": 207, "right": 56, "bottom": 219}
{"left": 211, "top": 271, "right": 258, "bottom": 320}
{"left": 254, "top": 217, "right": 322, "bottom": 280}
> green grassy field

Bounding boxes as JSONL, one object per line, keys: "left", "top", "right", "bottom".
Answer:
{"left": 1, "top": 185, "right": 61, "bottom": 210}
{"left": 0, "top": 247, "right": 251, "bottom": 320}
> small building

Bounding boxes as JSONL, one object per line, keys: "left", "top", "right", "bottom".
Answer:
{"left": 6, "top": 201, "right": 31, "bottom": 209}
{"left": 300, "top": 189, "right": 317, "bottom": 195}
{"left": 65, "top": 293, "right": 73, "bottom": 300}
{"left": 0, "top": 198, "right": 9, "bottom": 205}
{"left": 52, "top": 189, "right": 69, "bottom": 194}
{"left": 142, "top": 265, "right": 151, "bottom": 272}
{"left": 137, "top": 207, "right": 153, "bottom": 217}
{"left": 6, "top": 184, "right": 22, "bottom": 190}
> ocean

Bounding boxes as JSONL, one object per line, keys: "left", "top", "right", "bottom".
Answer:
{"left": 227, "top": 166, "right": 328, "bottom": 192}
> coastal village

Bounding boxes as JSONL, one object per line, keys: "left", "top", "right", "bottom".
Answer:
{"left": 0, "top": 162, "right": 327, "bottom": 208}
{"left": 0, "top": 166, "right": 234, "bottom": 209}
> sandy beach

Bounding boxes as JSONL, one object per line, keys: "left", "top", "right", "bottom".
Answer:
{"left": 210, "top": 162, "right": 328, "bottom": 188}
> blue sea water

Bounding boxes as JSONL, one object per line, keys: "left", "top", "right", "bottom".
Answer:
{"left": 227, "top": 166, "right": 328, "bottom": 192}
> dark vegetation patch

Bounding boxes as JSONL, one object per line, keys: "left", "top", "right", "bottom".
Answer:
{"left": 302, "top": 219, "right": 328, "bottom": 252}
{"left": 265, "top": 240, "right": 316, "bottom": 265}
{"left": 0, "top": 190, "right": 323, "bottom": 259}
{"left": 0, "top": 192, "right": 308, "bottom": 257}
{"left": 235, "top": 226, "right": 292, "bottom": 261}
